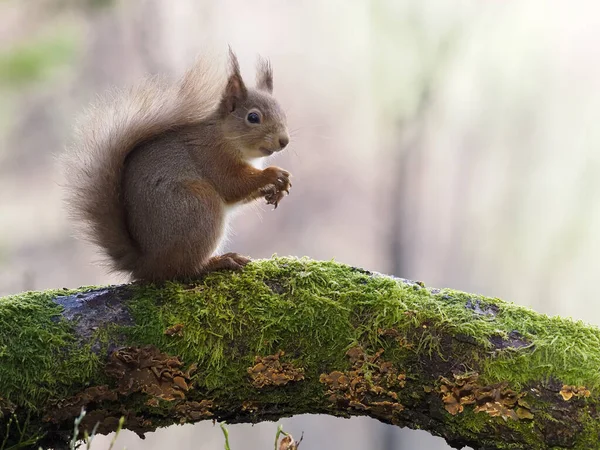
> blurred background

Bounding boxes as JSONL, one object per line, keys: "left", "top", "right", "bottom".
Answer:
{"left": 2, "top": 0, "right": 600, "bottom": 449}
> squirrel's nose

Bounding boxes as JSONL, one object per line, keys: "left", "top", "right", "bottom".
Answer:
{"left": 278, "top": 136, "right": 289, "bottom": 149}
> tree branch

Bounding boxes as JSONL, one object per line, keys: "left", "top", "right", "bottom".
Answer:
{"left": 1, "top": 257, "right": 599, "bottom": 449}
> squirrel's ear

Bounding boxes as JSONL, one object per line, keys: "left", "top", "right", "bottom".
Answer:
{"left": 219, "top": 48, "right": 248, "bottom": 115}
{"left": 256, "top": 56, "right": 273, "bottom": 93}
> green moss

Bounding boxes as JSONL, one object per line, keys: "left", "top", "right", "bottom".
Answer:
{"left": 121, "top": 258, "right": 364, "bottom": 402}
{"left": 0, "top": 288, "right": 101, "bottom": 408}
{"left": 2, "top": 256, "right": 600, "bottom": 448}
{"left": 481, "top": 313, "right": 600, "bottom": 389}
{"left": 577, "top": 403, "right": 600, "bottom": 449}
{"left": 113, "top": 257, "right": 600, "bottom": 417}
{"left": 445, "top": 407, "right": 558, "bottom": 450}
{"left": 5, "top": 256, "right": 600, "bottom": 406}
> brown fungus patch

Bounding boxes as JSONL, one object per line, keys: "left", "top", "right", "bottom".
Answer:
{"left": 319, "top": 346, "right": 406, "bottom": 420}
{"left": 559, "top": 384, "right": 591, "bottom": 401}
{"left": 45, "top": 346, "right": 200, "bottom": 428}
{"left": 247, "top": 351, "right": 305, "bottom": 388}
{"left": 44, "top": 385, "right": 118, "bottom": 423}
{"left": 174, "top": 399, "right": 214, "bottom": 423}
{"left": 79, "top": 409, "right": 155, "bottom": 437}
{"left": 43, "top": 388, "right": 158, "bottom": 437}
{"left": 105, "top": 345, "right": 197, "bottom": 401}
{"left": 164, "top": 323, "right": 184, "bottom": 337}
{"left": 439, "top": 373, "right": 533, "bottom": 421}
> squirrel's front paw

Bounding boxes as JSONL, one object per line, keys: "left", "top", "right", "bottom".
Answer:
{"left": 262, "top": 166, "right": 292, "bottom": 208}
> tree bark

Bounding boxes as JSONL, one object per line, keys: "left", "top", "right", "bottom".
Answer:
{"left": 1, "top": 257, "right": 599, "bottom": 449}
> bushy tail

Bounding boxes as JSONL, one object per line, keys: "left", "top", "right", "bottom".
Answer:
{"left": 60, "top": 54, "right": 226, "bottom": 276}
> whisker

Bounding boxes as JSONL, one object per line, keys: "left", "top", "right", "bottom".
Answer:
{"left": 225, "top": 132, "right": 254, "bottom": 139}
{"left": 289, "top": 124, "right": 330, "bottom": 133}
{"left": 224, "top": 133, "right": 255, "bottom": 140}
{"left": 289, "top": 132, "right": 331, "bottom": 140}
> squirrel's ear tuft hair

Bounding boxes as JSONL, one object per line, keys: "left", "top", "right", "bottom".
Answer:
{"left": 219, "top": 48, "right": 248, "bottom": 115}
{"left": 256, "top": 56, "right": 273, "bottom": 93}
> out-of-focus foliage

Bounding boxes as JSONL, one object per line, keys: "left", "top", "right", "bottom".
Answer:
{"left": 370, "top": 1, "right": 470, "bottom": 124}
{"left": 0, "top": 30, "right": 78, "bottom": 87}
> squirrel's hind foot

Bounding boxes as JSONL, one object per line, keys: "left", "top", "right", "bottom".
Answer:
{"left": 202, "top": 253, "right": 251, "bottom": 272}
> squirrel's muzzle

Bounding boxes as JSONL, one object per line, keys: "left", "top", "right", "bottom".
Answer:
{"left": 278, "top": 136, "right": 289, "bottom": 149}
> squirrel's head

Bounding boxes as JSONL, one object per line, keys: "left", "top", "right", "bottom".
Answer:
{"left": 217, "top": 50, "right": 289, "bottom": 160}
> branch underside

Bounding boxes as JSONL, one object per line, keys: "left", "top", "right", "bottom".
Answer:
{"left": 1, "top": 257, "right": 599, "bottom": 449}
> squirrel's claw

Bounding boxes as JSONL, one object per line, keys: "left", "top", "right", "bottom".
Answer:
{"left": 262, "top": 168, "right": 291, "bottom": 209}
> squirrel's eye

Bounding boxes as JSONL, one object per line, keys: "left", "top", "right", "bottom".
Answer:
{"left": 247, "top": 112, "right": 261, "bottom": 124}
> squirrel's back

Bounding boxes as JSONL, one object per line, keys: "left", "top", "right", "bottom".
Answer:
{"left": 60, "top": 55, "right": 226, "bottom": 275}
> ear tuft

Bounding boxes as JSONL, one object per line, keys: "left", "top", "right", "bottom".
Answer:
{"left": 256, "top": 56, "right": 273, "bottom": 93}
{"left": 219, "top": 47, "right": 248, "bottom": 115}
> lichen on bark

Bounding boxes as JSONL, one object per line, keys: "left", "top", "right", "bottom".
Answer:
{"left": 1, "top": 256, "right": 600, "bottom": 449}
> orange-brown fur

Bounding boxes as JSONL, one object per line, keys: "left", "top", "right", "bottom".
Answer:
{"left": 61, "top": 50, "right": 291, "bottom": 282}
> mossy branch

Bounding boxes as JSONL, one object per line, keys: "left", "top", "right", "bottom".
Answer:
{"left": 1, "top": 257, "right": 600, "bottom": 449}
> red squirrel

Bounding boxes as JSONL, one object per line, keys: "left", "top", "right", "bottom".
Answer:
{"left": 61, "top": 49, "right": 291, "bottom": 282}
